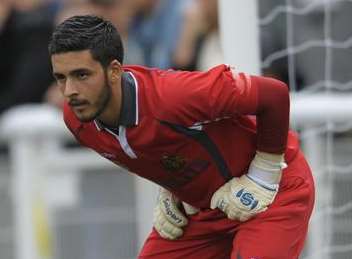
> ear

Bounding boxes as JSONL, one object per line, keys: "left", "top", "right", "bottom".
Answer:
{"left": 108, "top": 60, "right": 122, "bottom": 83}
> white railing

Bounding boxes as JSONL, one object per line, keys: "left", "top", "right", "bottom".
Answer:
{"left": 0, "top": 104, "right": 157, "bottom": 259}
{"left": 291, "top": 93, "right": 352, "bottom": 259}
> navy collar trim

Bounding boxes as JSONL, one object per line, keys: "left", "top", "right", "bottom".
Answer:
{"left": 94, "top": 72, "right": 138, "bottom": 131}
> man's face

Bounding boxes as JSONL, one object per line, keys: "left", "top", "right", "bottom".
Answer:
{"left": 51, "top": 50, "right": 111, "bottom": 122}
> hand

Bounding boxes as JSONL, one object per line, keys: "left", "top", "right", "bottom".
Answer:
{"left": 210, "top": 175, "right": 278, "bottom": 221}
{"left": 153, "top": 188, "right": 196, "bottom": 240}
{"left": 210, "top": 151, "right": 286, "bottom": 222}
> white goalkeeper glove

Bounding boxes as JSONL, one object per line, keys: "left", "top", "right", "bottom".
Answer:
{"left": 210, "top": 151, "right": 287, "bottom": 222}
{"left": 153, "top": 187, "right": 199, "bottom": 240}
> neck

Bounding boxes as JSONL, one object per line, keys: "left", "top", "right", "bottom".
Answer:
{"left": 97, "top": 79, "right": 122, "bottom": 127}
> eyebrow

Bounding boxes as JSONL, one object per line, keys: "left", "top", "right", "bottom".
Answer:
{"left": 53, "top": 68, "right": 91, "bottom": 78}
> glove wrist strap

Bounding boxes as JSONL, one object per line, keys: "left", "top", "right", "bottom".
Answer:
{"left": 246, "top": 174, "right": 279, "bottom": 191}
{"left": 252, "top": 151, "right": 287, "bottom": 171}
{"left": 247, "top": 151, "right": 287, "bottom": 186}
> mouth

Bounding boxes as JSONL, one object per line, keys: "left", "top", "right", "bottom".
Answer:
{"left": 69, "top": 101, "right": 89, "bottom": 111}
{"left": 73, "top": 104, "right": 88, "bottom": 111}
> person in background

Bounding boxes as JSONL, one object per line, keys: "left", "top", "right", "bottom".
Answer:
{"left": 124, "top": 0, "right": 189, "bottom": 68}
{"left": 172, "top": 0, "right": 223, "bottom": 71}
{"left": 0, "top": 0, "right": 57, "bottom": 114}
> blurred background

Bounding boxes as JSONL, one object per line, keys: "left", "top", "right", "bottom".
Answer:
{"left": 0, "top": 0, "right": 352, "bottom": 258}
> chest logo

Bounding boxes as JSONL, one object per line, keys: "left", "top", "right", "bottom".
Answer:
{"left": 160, "top": 155, "right": 186, "bottom": 172}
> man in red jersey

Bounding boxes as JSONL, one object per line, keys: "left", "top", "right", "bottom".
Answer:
{"left": 49, "top": 15, "right": 315, "bottom": 259}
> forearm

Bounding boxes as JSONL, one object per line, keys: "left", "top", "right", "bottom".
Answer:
{"left": 209, "top": 70, "right": 290, "bottom": 220}
{"left": 252, "top": 75, "right": 290, "bottom": 154}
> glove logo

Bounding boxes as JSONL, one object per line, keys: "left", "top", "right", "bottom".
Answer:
{"left": 235, "top": 189, "right": 258, "bottom": 210}
{"left": 162, "top": 198, "right": 183, "bottom": 224}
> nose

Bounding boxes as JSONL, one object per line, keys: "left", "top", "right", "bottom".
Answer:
{"left": 63, "top": 79, "right": 78, "bottom": 97}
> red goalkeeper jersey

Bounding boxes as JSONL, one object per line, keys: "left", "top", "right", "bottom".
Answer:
{"left": 63, "top": 64, "right": 299, "bottom": 208}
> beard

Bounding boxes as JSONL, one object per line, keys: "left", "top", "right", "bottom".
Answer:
{"left": 75, "top": 73, "right": 112, "bottom": 123}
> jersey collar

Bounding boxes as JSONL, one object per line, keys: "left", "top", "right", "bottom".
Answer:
{"left": 94, "top": 71, "right": 138, "bottom": 131}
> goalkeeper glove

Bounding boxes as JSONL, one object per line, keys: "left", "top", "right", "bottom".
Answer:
{"left": 210, "top": 151, "right": 287, "bottom": 222}
{"left": 153, "top": 187, "right": 199, "bottom": 240}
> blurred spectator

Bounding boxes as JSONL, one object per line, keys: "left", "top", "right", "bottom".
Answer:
{"left": 0, "top": 0, "right": 11, "bottom": 32}
{"left": 124, "top": 0, "right": 189, "bottom": 68}
{"left": 54, "top": 0, "right": 133, "bottom": 38}
{"left": 0, "top": 0, "right": 58, "bottom": 114}
{"left": 172, "top": 0, "right": 224, "bottom": 71}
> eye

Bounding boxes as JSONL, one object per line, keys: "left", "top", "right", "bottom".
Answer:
{"left": 77, "top": 72, "right": 89, "bottom": 80}
{"left": 54, "top": 74, "right": 66, "bottom": 84}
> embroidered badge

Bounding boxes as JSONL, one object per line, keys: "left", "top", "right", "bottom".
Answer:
{"left": 160, "top": 155, "right": 186, "bottom": 172}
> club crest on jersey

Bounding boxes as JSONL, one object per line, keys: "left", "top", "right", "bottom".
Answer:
{"left": 160, "top": 155, "right": 186, "bottom": 172}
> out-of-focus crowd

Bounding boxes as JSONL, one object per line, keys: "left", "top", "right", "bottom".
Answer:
{"left": 0, "top": 0, "right": 222, "bottom": 113}
{"left": 3, "top": 0, "right": 349, "bottom": 115}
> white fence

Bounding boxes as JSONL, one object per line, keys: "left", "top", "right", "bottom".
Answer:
{"left": 0, "top": 104, "right": 157, "bottom": 259}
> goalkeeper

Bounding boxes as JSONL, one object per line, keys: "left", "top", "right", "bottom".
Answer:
{"left": 49, "top": 15, "right": 315, "bottom": 259}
